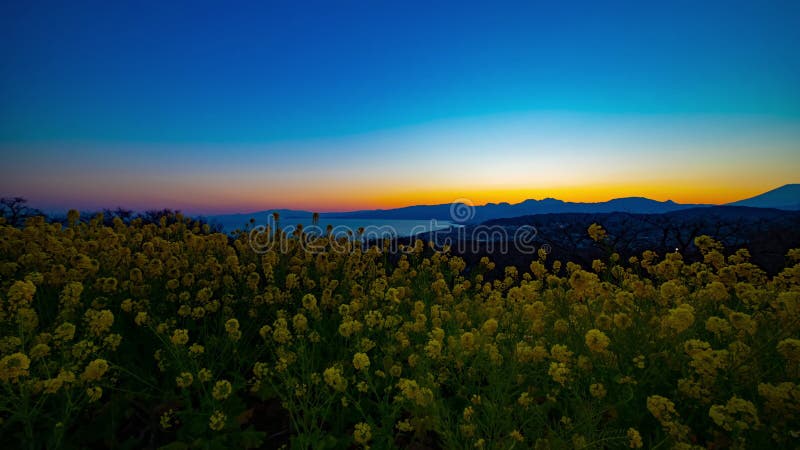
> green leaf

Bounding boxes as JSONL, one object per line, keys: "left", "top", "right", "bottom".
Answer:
{"left": 158, "top": 441, "right": 189, "bottom": 450}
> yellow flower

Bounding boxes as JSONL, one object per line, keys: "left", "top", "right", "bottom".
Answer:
{"left": 189, "top": 343, "right": 205, "bottom": 355}
{"left": 198, "top": 368, "right": 213, "bottom": 382}
{"left": 352, "top": 352, "right": 370, "bottom": 372}
{"left": 353, "top": 422, "right": 372, "bottom": 446}
{"left": 171, "top": 329, "right": 189, "bottom": 345}
{"left": 85, "top": 309, "right": 114, "bottom": 336}
{"left": 7, "top": 280, "right": 36, "bottom": 310}
{"left": 588, "top": 223, "right": 607, "bottom": 242}
{"left": 550, "top": 344, "right": 573, "bottom": 363}
{"left": 663, "top": 304, "right": 695, "bottom": 334}
{"left": 176, "top": 372, "right": 194, "bottom": 388}
{"left": 709, "top": 396, "right": 760, "bottom": 432}
{"left": 518, "top": 392, "right": 533, "bottom": 408}
{"left": 160, "top": 409, "right": 175, "bottom": 429}
{"left": 81, "top": 359, "right": 110, "bottom": 382}
{"left": 0, "top": 352, "right": 31, "bottom": 382}
{"left": 646, "top": 395, "right": 690, "bottom": 439}
{"left": 424, "top": 339, "right": 443, "bottom": 359}
{"left": 323, "top": 366, "right": 348, "bottom": 392}
{"left": 548, "top": 362, "right": 570, "bottom": 386}
{"left": 301, "top": 293, "right": 317, "bottom": 310}
{"left": 777, "top": 338, "right": 800, "bottom": 363}
{"left": 273, "top": 318, "right": 293, "bottom": 344}
{"left": 589, "top": 383, "right": 607, "bottom": 399}
{"left": 209, "top": 410, "right": 226, "bottom": 431}
{"left": 626, "top": 428, "right": 643, "bottom": 448}
{"left": 212, "top": 379, "right": 232, "bottom": 400}
{"left": 584, "top": 329, "right": 610, "bottom": 353}
{"left": 396, "top": 419, "right": 414, "bottom": 432}
{"left": 54, "top": 322, "right": 76, "bottom": 343}
{"left": 29, "top": 343, "right": 50, "bottom": 359}
{"left": 86, "top": 386, "right": 103, "bottom": 402}
{"left": 481, "top": 318, "right": 499, "bottom": 336}
{"left": 509, "top": 429, "right": 524, "bottom": 442}
{"left": 397, "top": 378, "right": 434, "bottom": 406}
{"left": 293, "top": 313, "right": 308, "bottom": 333}
{"left": 134, "top": 312, "right": 148, "bottom": 326}
{"left": 460, "top": 332, "right": 476, "bottom": 352}
{"left": 463, "top": 406, "right": 475, "bottom": 421}
{"left": 224, "top": 318, "right": 241, "bottom": 340}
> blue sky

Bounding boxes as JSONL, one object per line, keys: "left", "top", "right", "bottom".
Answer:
{"left": 1, "top": 0, "right": 798, "bottom": 212}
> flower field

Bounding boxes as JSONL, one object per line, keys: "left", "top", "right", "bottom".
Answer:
{"left": 1, "top": 212, "right": 799, "bottom": 449}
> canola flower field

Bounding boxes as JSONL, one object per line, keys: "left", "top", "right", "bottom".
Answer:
{"left": 1, "top": 212, "right": 799, "bottom": 449}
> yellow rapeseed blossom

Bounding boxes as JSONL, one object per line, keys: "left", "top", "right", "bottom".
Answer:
{"left": 2, "top": 207, "right": 799, "bottom": 448}
{"left": 481, "top": 318, "right": 498, "bottom": 335}
{"left": 176, "top": 372, "right": 193, "bottom": 388}
{"left": 171, "top": 329, "right": 189, "bottom": 346}
{"left": 0, "top": 352, "right": 30, "bottom": 382}
{"left": 548, "top": 362, "right": 570, "bottom": 386}
{"left": 585, "top": 329, "right": 610, "bottom": 353}
{"left": 189, "top": 343, "right": 205, "bottom": 355}
{"left": 352, "top": 352, "right": 370, "bottom": 372}
{"left": 589, "top": 383, "right": 607, "bottom": 399}
{"left": 353, "top": 422, "right": 372, "bottom": 446}
{"left": 212, "top": 380, "right": 232, "bottom": 400}
{"left": 160, "top": 409, "right": 175, "bottom": 430}
{"left": 777, "top": 338, "right": 800, "bottom": 364}
{"left": 81, "top": 359, "right": 110, "bottom": 382}
{"left": 225, "top": 318, "right": 241, "bottom": 340}
{"left": 209, "top": 410, "right": 226, "bottom": 431}
{"left": 588, "top": 223, "right": 607, "bottom": 242}
{"left": 323, "top": 366, "right": 348, "bottom": 392}
{"left": 198, "top": 368, "right": 213, "bottom": 382}
{"left": 53, "top": 322, "right": 76, "bottom": 343}
{"left": 663, "top": 304, "right": 695, "bottom": 334}
{"left": 85, "top": 309, "right": 114, "bottom": 336}
{"left": 709, "top": 396, "right": 760, "bottom": 432}
{"left": 647, "top": 395, "right": 678, "bottom": 423}
{"left": 626, "top": 428, "right": 643, "bottom": 448}
{"left": 134, "top": 311, "right": 148, "bottom": 326}
{"left": 86, "top": 386, "right": 103, "bottom": 402}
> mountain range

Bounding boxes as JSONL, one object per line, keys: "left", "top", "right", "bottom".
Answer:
{"left": 727, "top": 183, "right": 800, "bottom": 210}
{"left": 208, "top": 184, "right": 800, "bottom": 228}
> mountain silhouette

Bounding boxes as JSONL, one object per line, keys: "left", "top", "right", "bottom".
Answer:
{"left": 326, "top": 197, "right": 709, "bottom": 223}
{"left": 727, "top": 184, "right": 800, "bottom": 210}
{"left": 208, "top": 184, "right": 800, "bottom": 229}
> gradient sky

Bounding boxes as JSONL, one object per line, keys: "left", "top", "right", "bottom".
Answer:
{"left": 1, "top": 0, "right": 799, "bottom": 214}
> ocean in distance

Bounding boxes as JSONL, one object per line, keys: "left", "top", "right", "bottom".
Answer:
{"left": 212, "top": 217, "right": 459, "bottom": 238}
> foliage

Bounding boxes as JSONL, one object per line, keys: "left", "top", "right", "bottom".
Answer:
{"left": 1, "top": 215, "right": 799, "bottom": 449}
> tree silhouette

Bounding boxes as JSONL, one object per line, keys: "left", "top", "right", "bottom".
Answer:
{"left": 0, "top": 197, "right": 43, "bottom": 227}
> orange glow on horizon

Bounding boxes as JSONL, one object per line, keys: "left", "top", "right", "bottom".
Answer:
{"left": 202, "top": 182, "right": 787, "bottom": 214}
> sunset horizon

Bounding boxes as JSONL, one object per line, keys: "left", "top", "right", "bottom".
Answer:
{"left": 2, "top": 2, "right": 799, "bottom": 215}
{"left": 2, "top": 2, "right": 800, "bottom": 448}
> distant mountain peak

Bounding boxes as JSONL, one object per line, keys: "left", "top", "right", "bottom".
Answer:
{"left": 728, "top": 184, "right": 800, "bottom": 210}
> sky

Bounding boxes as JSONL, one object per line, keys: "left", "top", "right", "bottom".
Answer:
{"left": 1, "top": 0, "right": 799, "bottom": 214}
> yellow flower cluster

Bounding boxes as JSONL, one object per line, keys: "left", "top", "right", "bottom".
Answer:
{"left": 353, "top": 422, "right": 372, "bottom": 446}
{"left": 584, "top": 329, "right": 610, "bottom": 353}
{"left": 2, "top": 214, "right": 799, "bottom": 448}
{"left": 323, "top": 366, "right": 348, "bottom": 392}
{"left": 352, "top": 352, "right": 370, "bottom": 372}
{"left": 0, "top": 352, "right": 30, "bottom": 382}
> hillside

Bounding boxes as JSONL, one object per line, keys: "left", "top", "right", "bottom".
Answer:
{"left": 728, "top": 183, "right": 800, "bottom": 210}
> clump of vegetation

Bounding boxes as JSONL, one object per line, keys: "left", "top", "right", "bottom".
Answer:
{"left": 1, "top": 212, "right": 799, "bottom": 449}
